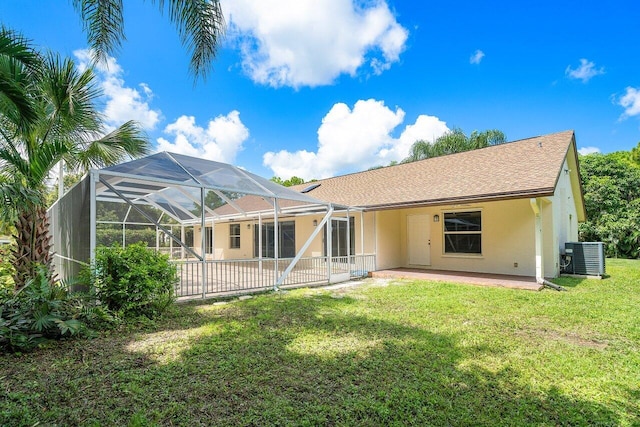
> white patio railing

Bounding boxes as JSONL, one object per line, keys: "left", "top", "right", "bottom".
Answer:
{"left": 172, "top": 254, "right": 376, "bottom": 299}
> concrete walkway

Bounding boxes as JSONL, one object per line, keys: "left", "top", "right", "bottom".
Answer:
{"left": 371, "top": 268, "right": 543, "bottom": 291}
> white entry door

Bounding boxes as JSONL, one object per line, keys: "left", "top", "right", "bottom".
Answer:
{"left": 407, "top": 214, "right": 431, "bottom": 266}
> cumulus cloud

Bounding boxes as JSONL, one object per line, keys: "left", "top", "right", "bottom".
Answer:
{"left": 74, "top": 49, "right": 161, "bottom": 130}
{"left": 565, "top": 58, "right": 604, "bottom": 83}
{"left": 469, "top": 49, "right": 485, "bottom": 64}
{"left": 578, "top": 146, "right": 601, "bottom": 155}
{"left": 263, "top": 99, "right": 449, "bottom": 179}
{"left": 618, "top": 87, "right": 640, "bottom": 119}
{"left": 222, "top": 0, "right": 408, "bottom": 88}
{"left": 156, "top": 111, "right": 250, "bottom": 163}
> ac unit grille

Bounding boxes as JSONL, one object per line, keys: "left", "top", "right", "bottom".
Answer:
{"left": 564, "top": 242, "right": 605, "bottom": 276}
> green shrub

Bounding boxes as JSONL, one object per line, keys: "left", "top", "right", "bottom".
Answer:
{"left": 0, "top": 266, "right": 113, "bottom": 352}
{"left": 91, "top": 243, "right": 177, "bottom": 318}
{"left": 0, "top": 245, "right": 15, "bottom": 288}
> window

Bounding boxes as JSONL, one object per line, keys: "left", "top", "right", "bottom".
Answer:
{"left": 253, "top": 221, "right": 296, "bottom": 258}
{"left": 229, "top": 223, "right": 241, "bottom": 249}
{"left": 444, "top": 211, "right": 481, "bottom": 254}
{"left": 324, "top": 217, "right": 355, "bottom": 257}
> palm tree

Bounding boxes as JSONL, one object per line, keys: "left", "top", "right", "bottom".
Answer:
{"left": 403, "top": 128, "right": 507, "bottom": 163}
{"left": 0, "top": 32, "right": 149, "bottom": 289}
{"left": 71, "top": 0, "right": 225, "bottom": 81}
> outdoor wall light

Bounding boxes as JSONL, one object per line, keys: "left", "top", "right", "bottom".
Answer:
{"left": 433, "top": 214, "right": 440, "bottom": 222}
{"left": 247, "top": 224, "right": 251, "bottom": 229}
{"left": 313, "top": 219, "right": 318, "bottom": 227}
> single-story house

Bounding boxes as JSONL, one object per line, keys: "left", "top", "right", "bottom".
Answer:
{"left": 289, "top": 129, "right": 585, "bottom": 280}
{"left": 204, "top": 129, "right": 585, "bottom": 281}
{"left": 50, "top": 130, "right": 584, "bottom": 298}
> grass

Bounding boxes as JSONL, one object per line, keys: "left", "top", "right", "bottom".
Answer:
{"left": 2, "top": 259, "right": 639, "bottom": 426}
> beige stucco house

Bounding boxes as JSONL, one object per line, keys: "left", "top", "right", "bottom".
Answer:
{"left": 199, "top": 130, "right": 585, "bottom": 283}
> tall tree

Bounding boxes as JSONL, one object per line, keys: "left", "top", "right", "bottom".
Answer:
{"left": 0, "top": 31, "right": 149, "bottom": 289}
{"left": 578, "top": 151, "right": 640, "bottom": 258}
{"left": 403, "top": 128, "right": 506, "bottom": 163}
{"left": 72, "top": 0, "right": 225, "bottom": 81}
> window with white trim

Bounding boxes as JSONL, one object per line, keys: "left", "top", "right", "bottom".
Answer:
{"left": 229, "top": 223, "right": 241, "bottom": 249}
{"left": 443, "top": 211, "right": 482, "bottom": 254}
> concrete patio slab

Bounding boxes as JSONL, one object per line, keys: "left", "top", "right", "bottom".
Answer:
{"left": 371, "top": 268, "right": 543, "bottom": 291}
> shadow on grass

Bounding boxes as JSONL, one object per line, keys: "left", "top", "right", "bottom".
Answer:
{"left": 1, "top": 291, "right": 630, "bottom": 426}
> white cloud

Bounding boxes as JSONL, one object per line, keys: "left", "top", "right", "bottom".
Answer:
{"left": 578, "top": 146, "right": 601, "bottom": 155}
{"left": 618, "top": 87, "right": 640, "bottom": 118}
{"left": 74, "top": 49, "right": 161, "bottom": 130}
{"left": 565, "top": 58, "right": 604, "bottom": 83}
{"left": 469, "top": 49, "right": 485, "bottom": 64}
{"left": 156, "top": 111, "right": 250, "bottom": 163}
{"left": 263, "top": 99, "right": 449, "bottom": 179}
{"left": 222, "top": 0, "right": 408, "bottom": 88}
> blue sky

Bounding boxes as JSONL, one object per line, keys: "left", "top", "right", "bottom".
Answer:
{"left": 2, "top": 0, "right": 640, "bottom": 180}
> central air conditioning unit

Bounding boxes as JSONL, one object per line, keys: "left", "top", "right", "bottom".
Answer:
{"left": 561, "top": 242, "right": 606, "bottom": 276}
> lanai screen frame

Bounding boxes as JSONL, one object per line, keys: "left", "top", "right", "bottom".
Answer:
{"left": 51, "top": 152, "right": 362, "bottom": 297}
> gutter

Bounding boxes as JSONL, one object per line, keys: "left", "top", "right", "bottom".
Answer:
{"left": 358, "top": 188, "right": 556, "bottom": 212}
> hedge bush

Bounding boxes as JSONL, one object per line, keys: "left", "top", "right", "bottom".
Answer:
{"left": 91, "top": 243, "right": 177, "bottom": 318}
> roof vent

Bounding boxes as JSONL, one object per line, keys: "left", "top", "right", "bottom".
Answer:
{"left": 301, "top": 183, "right": 321, "bottom": 193}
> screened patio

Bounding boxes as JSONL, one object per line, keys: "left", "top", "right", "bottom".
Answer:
{"left": 49, "top": 152, "right": 376, "bottom": 299}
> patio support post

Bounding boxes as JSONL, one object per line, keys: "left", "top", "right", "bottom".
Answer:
{"left": 155, "top": 226, "right": 160, "bottom": 252}
{"left": 530, "top": 198, "right": 545, "bottom": 282}
{"left": 169, "top": 226, "right": 173, "bottom": 257}
{"left": 346, "top": 208, "right": 351, "bottom": 266}
{"left": 122, "top": 206, "right": 132, "bottom": 248}
{"left": 89, "top": 170, "right": 97, "bottom": 264}
{"left": 327, "top": 208, "right": 332, "bottom": 283}
{"left": 201, "top": 187, "right": 207, "bottom": 299}
{"left": 180, "top": 225, "right": 185, "bottom": 259}
{"left": 360, "top": 211, "right": 364, "bottom": 256}
{"left": 273, "top": 199, "right": 279, "bottom": 290}
{"left": 258, "top": 213, "right": 263, "bottom": 281}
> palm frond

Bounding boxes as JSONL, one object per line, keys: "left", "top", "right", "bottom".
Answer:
{"left": 71, "top": 120, "right": 149, "bottom": 170}
{"left": 39, "top": 54, "right": 102, "bottom": 140}
{"left": 72, "top": 0, "right": 125, "bottom": 65}
{"left": 153, "top": 0, "right": 225, "bottom": 81}
{"left": 0, "top": 27, "right": 41, "bottom": 127}
{"left": 0, "top": 179, "right": 42, "bottom": 222}
{"left": 27, "top": 139, "right": 70, "bottom": 187}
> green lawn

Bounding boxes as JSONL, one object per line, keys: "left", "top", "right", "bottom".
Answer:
{"left": 2, "top": 259, "right": 639, "bottom": 426}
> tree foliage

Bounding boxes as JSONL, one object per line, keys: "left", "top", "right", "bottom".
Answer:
{"left": 271, "top": 176, "right": 306, "bottom": 187}
{"left": 579, "top": 151, "right": 640, "bottom": 258}
{"left": 71, "top": 0, "right": 225, "bottom": 81}
{"left": 403, "top": 128, "right": 507, "bottom": 162}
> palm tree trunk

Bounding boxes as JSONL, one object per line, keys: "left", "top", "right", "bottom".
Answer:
{"left": 12, "top": 204, "right": 52, "bottom": 289}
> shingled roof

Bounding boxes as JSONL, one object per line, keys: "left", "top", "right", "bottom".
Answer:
{"left": 290, "top": 130, "right": 578, "bottom": 210}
